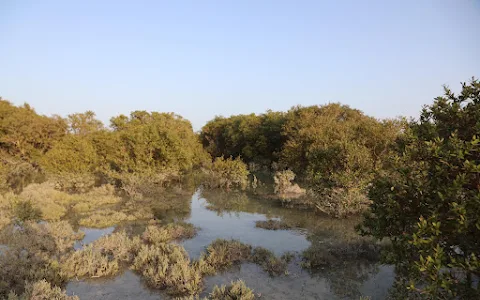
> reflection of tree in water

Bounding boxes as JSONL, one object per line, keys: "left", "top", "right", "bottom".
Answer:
{"left": 149, "top": 187, "right": 195, "bottom": 223}
{"left": 200, "top": 190, "right": 251, "bottom": 217}
{"left": 303, "top": 233, "right": 381, "bottom": 299}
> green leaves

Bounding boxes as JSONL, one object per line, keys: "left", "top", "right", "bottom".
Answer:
{"left": 361, "top": 78, "right": 480, "bottom": 298}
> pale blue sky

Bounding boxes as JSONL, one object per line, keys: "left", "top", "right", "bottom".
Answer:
{"left": 1, "top": 0, "right": 479, "bottom": 130}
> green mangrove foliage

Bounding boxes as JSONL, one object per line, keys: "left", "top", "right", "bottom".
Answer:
{"left": 359, "top": 79, "right": 480, "bottom": 299}
{"left": 200, "top": 103, "right": 402, "bottom": 215}
{"left": 200, "top": 111, "right": 286, "bottom": 167}
{"left": 203, "top": 157, "right": 249, "bottom": 190}
{"left": 0, "top": 101, "right": 212, "bottom": 195}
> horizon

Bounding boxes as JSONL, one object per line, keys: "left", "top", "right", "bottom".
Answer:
{"left": 1, "top": 0, "right": 479, "bottom": 130}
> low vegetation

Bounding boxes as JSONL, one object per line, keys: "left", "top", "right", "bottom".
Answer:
{"left": 255, "top": 219, "right": 292, "bottom": 230}
{"left": 200, "top": 239, "right": 253, "bottom": 271}
{"left": 252, "top": 247, "right": 290, "bottom": 276}
{"left": 200, "top": 239, "right": 292, "bottom": 277}
{"left": 142, "top": 222, "right": 197, "bottom": 244}
{"left": 61, "top": 243, "right": 120, "bottom": 278}
{"left": 131, "top": 243, "right": 203, "bottom": 296}
{"left": 7, "top": 279, "right": 79, "bottom": 300}
{"left": 209, "top": 280, "right": 255, "bottom": 300}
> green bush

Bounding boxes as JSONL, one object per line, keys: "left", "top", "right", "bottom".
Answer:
{"left": 204, "top": 157, "right": 249, "bottom": 190}
{"left": 359, "top": 78, "right": 480, "bottom": 298}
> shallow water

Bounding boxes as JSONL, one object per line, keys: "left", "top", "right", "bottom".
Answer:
{"left": 74, "top": 226, "right": 115, "bottom": 250}
{"left": 182, "top": 193, "right": 310, "bottom": 258}
{"left": 66, "top": 189, "right": 395, "bottom": 299}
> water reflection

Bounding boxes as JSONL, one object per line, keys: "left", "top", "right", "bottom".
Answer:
{"left": 74, "top": 227, "right": 115, "bottom": 250}
{"left": 182, "top": 191, "right": 310, "bottom": 258}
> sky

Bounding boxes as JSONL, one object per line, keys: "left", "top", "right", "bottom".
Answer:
{"left": 1, "top": 1, "right": 479, "bottom": 130}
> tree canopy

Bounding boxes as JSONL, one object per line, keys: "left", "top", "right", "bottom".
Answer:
{"left": 359, "top": 78, "right": 480, "bottom": 298}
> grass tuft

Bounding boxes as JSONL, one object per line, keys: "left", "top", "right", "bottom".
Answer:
{"left": 7, "top": 279, "right": 79, "bottom": 300}
{"left": 209, "top": 280, "right": 255, "bottom": 300}
{"left": 131, "top": 243, "right": 203, "bottom": 296}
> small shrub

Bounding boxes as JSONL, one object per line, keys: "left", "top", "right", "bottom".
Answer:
{"left": 0, "top": 249, "right": 65, "bottom": 298}
{"left": 0, "top": 221, "right": 83, "bottom": 257}
{"left": 19, "top": 182, "right": 74, "bottom": 220}
{"left": 61, "top": 244, "right": 120, "bottom": 278}
{"left": 273, "top": 170, "right": 295, "bottom": 194}
{"left": 132, "top": 244, "right": 202, "bottom": 296}
{"left": 90, "top": 231, "right": 142, "bottom": 263}
{"left": 255, "top": 219, "right": 291, "bottom": 230}
{"left": 7, "top": 279, "right": 79, "bottom": 300}
{"left": 13, "top": 200, "right": 42, "bottom": 222}
{"left": 201, "top": 239, "right": 252, "bottom": 271}
{"left": 142, "top": 223, "right": 197, "bottom": 244}
{"left": 252, "top": 247, "right": 289, "bottom": 276}
{"left": 204, "top": 157, "right": 249, "bottom": 190}
{"left": 209, "top": 280, "right": 255, "bottom": 300}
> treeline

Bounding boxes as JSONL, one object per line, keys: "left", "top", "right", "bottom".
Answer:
{"left": 201, "top": 103, "right": 403, "bottom": 215}
{"left": 0, "top": 100, "right": 211, "bottom": 193}
{"left": 1, "top": 78, "right": 479, "bottom": 297}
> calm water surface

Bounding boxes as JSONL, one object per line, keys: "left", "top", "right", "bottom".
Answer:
{"left": 67, "top": 189, "right": 395, "bottom": 299}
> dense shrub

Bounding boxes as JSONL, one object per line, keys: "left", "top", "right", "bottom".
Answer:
{"left": 273, "top": 170, "right": 305, "bottom": 198}
{"left": 200, "top": 111, "right": 286, "bottom": 167}
{"left": 89, "top": 231, "right": 142, "bottom": 263}
{"left": 0, "top": 249, "right": 65, "bottom": 298}
{"left": 61, "top": 244, "right": 120, "bottom": 278}
{"left": 0, "top": 221, "right": 84, "bottom": 297}
{"left": 359, "top": 79, "right": 480, "bottom": 298}
{"left": 41, "top": 135, "right": 100, "bottom": 174}
{"left": 203, "top": 157, "right": 249, "bottom": 190}
{"left": 200, "top": 239, "right": 252, "bottom": 271}
{"left": 0, "top": 99, "right": 66, "bottom": 160}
